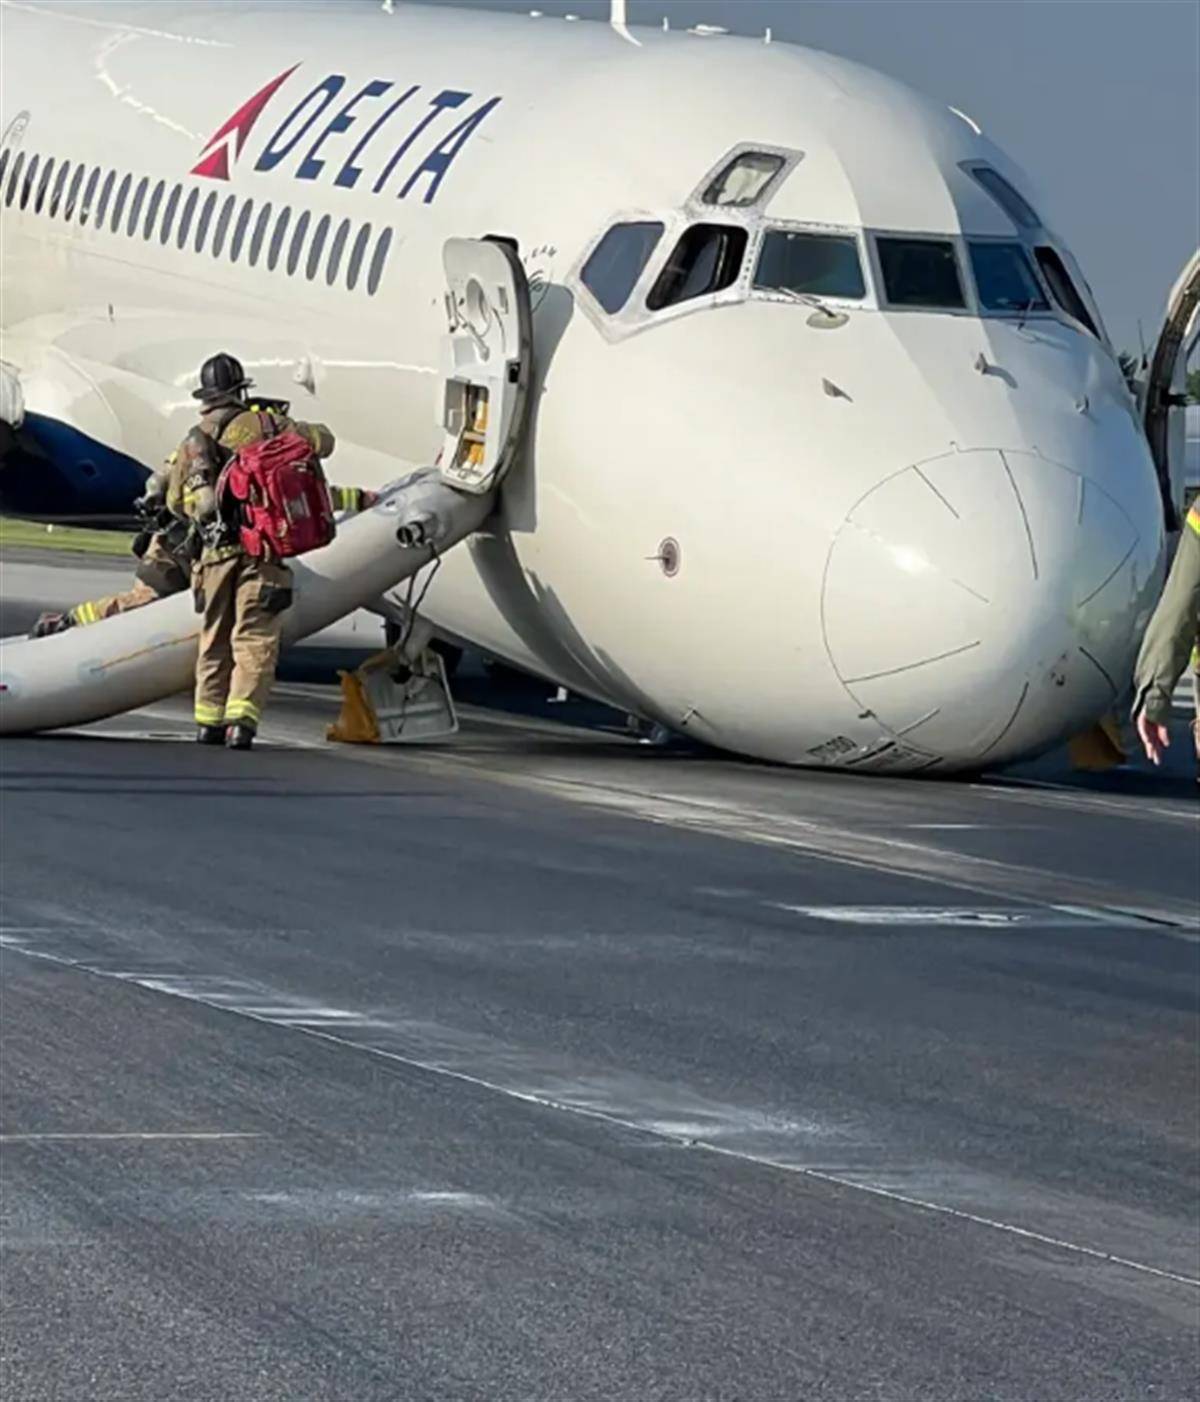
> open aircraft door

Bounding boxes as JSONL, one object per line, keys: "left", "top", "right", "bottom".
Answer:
{"left": 438, "top": 237, "right": 533, "bottom": 496}
{"left": 1143, "top": 249, "right": 1200, "bottom": 531}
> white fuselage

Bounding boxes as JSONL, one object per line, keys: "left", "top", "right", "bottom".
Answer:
{"left": 0, "top": 0, "right": 1165, "bottom": 770}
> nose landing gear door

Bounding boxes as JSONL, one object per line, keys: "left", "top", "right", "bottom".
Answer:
{"left": 438, "top": 237, "right": 533, "bottom": 496}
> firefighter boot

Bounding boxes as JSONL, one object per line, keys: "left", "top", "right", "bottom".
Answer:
{"left": 195, "top": 724, "right": 226, "bottom": 746}
{"left": 29, "top": 610, "right": 74, "bottom": 639}
{"left": 226, "top": 722, "right": 256, "bottom": 751}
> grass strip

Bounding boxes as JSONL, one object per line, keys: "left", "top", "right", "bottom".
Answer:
{"left": 0, "top": 517, "right": 134, "bottom": 557}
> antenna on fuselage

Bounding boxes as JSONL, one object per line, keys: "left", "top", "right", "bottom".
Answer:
{"left": 610, "top": 0, "right": 640, "bottom": 46}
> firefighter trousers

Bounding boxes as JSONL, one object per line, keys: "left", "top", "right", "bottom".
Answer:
{"left": 69, "top": 538, "right": 182, "bottom": 624}
{"left": 193, "top": 554, "right": 292, "bottom": 729}
{"left": 70, "top": 578, "right": 159, "bottom": 625}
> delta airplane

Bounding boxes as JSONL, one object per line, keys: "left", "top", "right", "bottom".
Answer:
{"left": 0, "top": 0, "right": 1193, "bottom": 770}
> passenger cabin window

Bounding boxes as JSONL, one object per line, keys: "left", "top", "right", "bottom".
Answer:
{"left": 49, "top": 161, "right": 70, "bottom": 218}
{"left": 79, "top": 167, "right": 100, "bottom": 226}
{"left": 647, "top": 224, "right": 747, "bottom": 311}
{"left": 754, "top": 230, "right": 866, "bottom": 300}
{"left": 159, "top": 184, "right": 181, "bottom": 245}
{"left": 287, "top": 210, "right": 311, "bottom": 275}
{"left": 143, "top": 180, "right": 165, "bottom": 239}
{"left": 34, "top": 157, "right": 54, "bottom": 214}
{"left": 249, "top": 203, "right": 273, "bottom": 266}
{"left": 176, "top": 187, "right": 199, "bottom": 249}
{"left": 968, "top": 242, "right": 1047, "bottom": 313}
{"left": 1034, "top": 246, "right": 1100, "bottom": 337}
{"left": 268, "top": 207, "right": 292, "bottom": 271}
{"left": 581, "top": 221, "right": 664, "bottom": 314}
{"left": 193, "top": 191, "right": 217, "bottom": 252}
{"left": 306, "top": 214, "right": 331, "bottom": 281}
{"left": 64, "top": 165, "right": 84, "bottom": 221}
{"left": 876, "top": 237, "right": 965, "bottom": 310}
{"left": 346, "top": 223, "right": 372, "bottom": 290}
{"left": 94, "top": 171, "right": 116, "bottom": 228}
{"left": 211, "top": 194, "right": 236, "bottom": 257}
{"left": 230, "top": 199, "right": 254, "bottom": 262}
{"left": 20, "top": 155, "right": 40, "bottom": 211}
{"left": 366, "top": 227, "right": 393, "bottom": 296}
{"left": 126, "top": 176, "right": 148, "bottom": 237}
{"left": 3, "top": 152, "right": 22, "bottom": 206}
{"left": 967, "top": 164, "right": 1041, "bottom": 231}
{"left": 703, "top": 151, "right": 787, "bottom": 208}
{"left": 327, "top": 218, "right": 351, "bottom": 287}
{"left": 110, "top": 173, "right": 131, "bottom": 232}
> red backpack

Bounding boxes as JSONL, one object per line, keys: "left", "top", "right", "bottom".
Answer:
{"left": 217, "top": 422, "right": 337, "bottom": 561}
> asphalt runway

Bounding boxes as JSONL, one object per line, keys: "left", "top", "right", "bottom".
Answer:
{"left": 2, "top": 553, "right": 1198, "bottom": 1400}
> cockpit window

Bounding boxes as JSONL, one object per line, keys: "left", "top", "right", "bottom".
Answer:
{"left": 876, "top": 237, "right": 965, "bottom": 309}
{"left": 968, "top": 242, "right": 1048, "bottom": 313}
{"left": 581, "top": 221, "right": 664, "bottom": 314}
{"left": 1034, "top": 246, "right": 1100, "bottom": 337}
{"left": 966, "top": 164, "right": 1042, "bottom": 231}
{"left": 647, "top": 224, "right": 747, "bottom": 311}
{"left": 754, "top": 230, "right": 866, "bottom": 300}
{"left": 702, "top": 151, "right": 787, "bottom": 208}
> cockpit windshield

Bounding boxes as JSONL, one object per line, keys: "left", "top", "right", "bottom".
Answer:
{"left": 968, "top": 242, "right": 1048, "bottom": 314}
{"left": 646, "top": 224, "right": 747, "bottom": 311}
{"left": 876, "top": 237, "right": 965, "bottom": 310}
{"left": 753, "top": 230, "right": 866, "bottom": 301}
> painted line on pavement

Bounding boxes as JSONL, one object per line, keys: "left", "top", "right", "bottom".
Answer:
{"left": 974, "top": 777, "right": 1198, "bottom": 827}
{"left": 0, "top": 1132, "right": 263, "bottom": 1143}
{"left": 768, "top": 904, "right": 1163, "bottom": 929}
{"left": 34, "top": 694, "right": 1199, "bottom": 933}
{"left": 379, "top": 761, "right": 1200, "bottom": 937}
{"left": 4, "top": 936, "right": 1197, "bottom": 1292}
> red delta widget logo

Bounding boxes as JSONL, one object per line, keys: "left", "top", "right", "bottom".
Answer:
{"left": 191, "top": 66, "right": 501, "bottom": 204}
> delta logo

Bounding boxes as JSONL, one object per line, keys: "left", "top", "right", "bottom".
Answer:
{"left": 191, "top": 66, "right": 501, "bottom": 204}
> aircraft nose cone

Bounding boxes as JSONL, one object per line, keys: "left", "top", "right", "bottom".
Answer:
{"left": 821, "top": 448, "right": 1162, "bottom": 769}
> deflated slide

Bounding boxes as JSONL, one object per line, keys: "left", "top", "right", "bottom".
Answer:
{"left": 0, "top": 471, "right": 492, "bottom": 736}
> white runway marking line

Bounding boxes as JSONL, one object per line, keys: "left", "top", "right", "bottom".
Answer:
{"left": 976, "top": 777, "right": 1200, "bottom": 827}
{"left": 768, "top": 904, "right": 1163, "bottom": 929}
{"left": 5, "top": 938, "right": 1197, "bottom": 1293}
{"left": 0, "top": 1132, "right": 263, "bottom": 1143}
{"left": 244, "top": 1188, "right": 495, "bottom": 1213}
{"left": 400, "top": 767, "right": 1200, "bottom": 937}
{"left": 903, "top": 823, "right": 989, "bottom": 831}
{"left": 774, "top": 905, "right": 1040, "bottom": 928}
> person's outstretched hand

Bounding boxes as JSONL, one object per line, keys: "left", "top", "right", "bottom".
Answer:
{"left": 1136, "top": 711, "right": 1170, "bottom": 764}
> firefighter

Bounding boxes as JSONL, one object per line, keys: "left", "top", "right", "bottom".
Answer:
{"left": 174, "top": 352, "right": 367, "bottom": 750}
{"left": 1132, "top": 501, "right": 1200, "bottom": 773}
{"left": 29, "top": 462, "right": 195, "bottom": 637}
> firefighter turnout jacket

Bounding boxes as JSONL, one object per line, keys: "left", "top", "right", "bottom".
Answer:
{"left": 1133, "top": 503, "right": 1200, "bottom": 741}
{"left": 167, "top": 398, "right": 338, "bottom": 562}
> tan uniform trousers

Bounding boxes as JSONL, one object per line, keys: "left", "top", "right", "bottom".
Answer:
{"left": 69, "top": 537, "right": 179, "bottom": 625}
{"left": 193, "top": 554, "right": 292, "bottom": 729}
